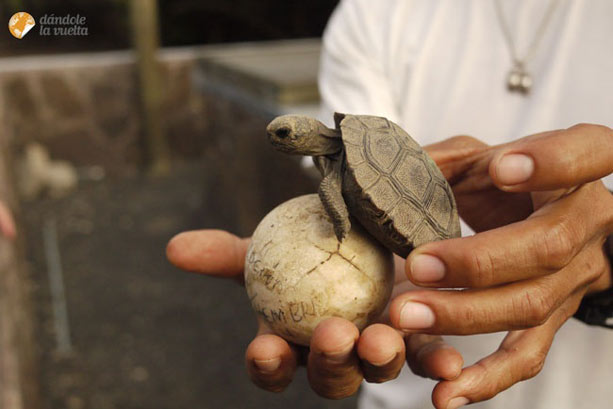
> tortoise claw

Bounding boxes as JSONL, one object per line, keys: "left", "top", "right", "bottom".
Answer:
{"left": 333, "top": 218, "right": 351, "bottom": 242}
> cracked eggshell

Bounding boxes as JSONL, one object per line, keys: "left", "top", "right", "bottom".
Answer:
{"left": 244, "top": 194, "right": 394, "bottom": 346}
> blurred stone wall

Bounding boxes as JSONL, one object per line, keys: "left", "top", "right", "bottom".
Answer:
{"left": 0, "top": 111, "right": 40, "bottom": 409}
{"left": 0, "top": 47, "right": 214, "bottom": 409}
{"left": 0, "top": 47, "right": 210, "bottom": 176}
{"left": 0, "top": 43, "right": 319, "bottom": 234}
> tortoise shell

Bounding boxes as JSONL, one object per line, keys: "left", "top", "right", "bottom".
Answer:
{"left": 336, "top": 113, "right": 461, "bottom": 257}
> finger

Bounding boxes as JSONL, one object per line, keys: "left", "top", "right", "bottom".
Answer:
{"left": 0, "top": 201, "right": 16, "bottom": 239}
{"left": 490, "top": 124, "right": 613, "bottom": 191}
{"left": 246, "top": 333, "right": 299, "bottom": 393}
{"left": 166, "top": 230, "right": 250, "bottom": 278}
{"left": 424, "top": 135, "right": 490, "bottom": 183}
{"left": 405, "top": 334, "right": 463, "bottom": 381}
{"left": 307, "top": 317, "right": 363, "bottom": 399}
{"left": 356, "top": 324, "right": 405, "bottom": 383}
{"left": 405, "top": 188, "right": 602, "bottom": 288}
{"left": 394, "top": 254, "right": 408, "bottom": 284}
{"left": 431, "top": 292, "right": 583, "bottom": 409}
{"left": 587, "top": 251, "right": 613, "bottom": 294}
{"left": 392, "top": 245, "right": 604, "bottom": 334}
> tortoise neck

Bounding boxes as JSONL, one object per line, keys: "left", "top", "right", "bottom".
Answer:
{"left": 310, "top": 136, "right": 342, "bottom": 156}
{"left": 318, "top": 124, "right": 342, "bottom": 139}
{"left": 311, "top": 123, "right": 342, "bottom": 156}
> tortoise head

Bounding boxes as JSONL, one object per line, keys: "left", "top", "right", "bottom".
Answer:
{"left": 266, "top": 115, "right": 341, "bottom": 156}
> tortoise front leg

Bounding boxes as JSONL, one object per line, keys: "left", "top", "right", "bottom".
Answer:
{"left": 314, "top": 155, "right": 351, "bottom": 241}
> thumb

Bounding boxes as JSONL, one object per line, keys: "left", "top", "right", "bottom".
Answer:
{"left": 489, "top": 124, "right": 613, "bottom": 192}
{"left": 166, "top": 229, "right": 250, "bottom": 279}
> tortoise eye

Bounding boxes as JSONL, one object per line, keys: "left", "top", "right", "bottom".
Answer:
{"left": 275, "top": 127, "right": 291, "bottom": 139}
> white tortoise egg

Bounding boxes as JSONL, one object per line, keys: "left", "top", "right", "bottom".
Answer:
{"left": 244, "top": 194, "right": 394, "bottom": 346}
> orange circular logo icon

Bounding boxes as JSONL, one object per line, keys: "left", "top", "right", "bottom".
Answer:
{"left": 8, "top": 12, "right": 36, "bottom": 39}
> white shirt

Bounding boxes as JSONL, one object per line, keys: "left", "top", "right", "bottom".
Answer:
{"left": 318, "top": 1, "right": 613, "bottom": 408}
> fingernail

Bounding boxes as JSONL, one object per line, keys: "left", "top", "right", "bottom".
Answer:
{"left": 399, "top": 302, "right": 435, "bottom": 329}
{"left": 253, "top": 357, "right": 281, "bottom": 373}
{"left": 496, "top": 154, "right": 534, "bottom": 185}
{"left": 369, "top": 351, "right": 399, "bottom": 367}
{"left": 321, "top": 342, "right": 354, "bottom": 364}
{"left": 410, "top": 254, "right": 446, "bottom": 282}
{"left": 447, "top": 397, "right": 469, "bottom": 409}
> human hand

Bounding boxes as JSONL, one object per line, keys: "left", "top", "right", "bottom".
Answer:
{"left": 167, "top": 230, "right": 464, "bottom": 398}
{"left": 388, "top": 124, "right": 613, "bottom": 408}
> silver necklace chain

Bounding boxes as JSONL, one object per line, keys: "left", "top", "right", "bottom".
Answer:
{"left": 493, "top": 0, "right": 560, "bottom": 94}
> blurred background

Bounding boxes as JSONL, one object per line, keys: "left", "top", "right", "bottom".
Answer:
{"left": 0, "top": 1, "right": 358, "bottom": 408}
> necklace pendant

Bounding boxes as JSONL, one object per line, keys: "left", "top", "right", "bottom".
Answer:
{"left": 507, "top": 66, "right": 532, "bottom": 94}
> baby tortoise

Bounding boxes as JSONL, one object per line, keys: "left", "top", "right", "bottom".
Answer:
{"left": 267, "top": 113, "right": 461, "bottom": 257}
